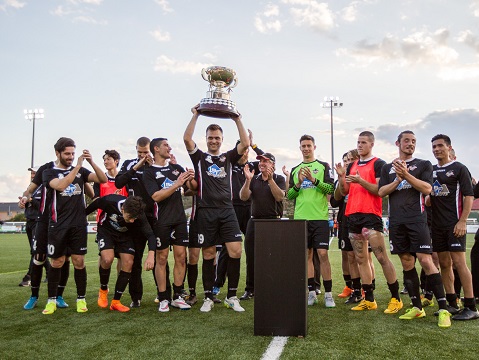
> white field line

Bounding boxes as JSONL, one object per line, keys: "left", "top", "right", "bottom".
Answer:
{"left": 261, "top": 336, "right": 288, "bottom": 360}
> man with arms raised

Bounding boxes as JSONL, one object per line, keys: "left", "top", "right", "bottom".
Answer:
{"left": 338, "top": 131, "right": 401, "bottom": 313}
{"left": 184, "top": 105, "right": 249, "bottom": 312}
{"left": 42, "top": 137, "right": 107, "bottom": 314}
{"left": 378, "top": 130, "right": 451, "bottom": 327}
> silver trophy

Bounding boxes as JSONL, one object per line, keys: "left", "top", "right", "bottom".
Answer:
{"left": 198, "top": 66, "right": 239, "bottom": 118}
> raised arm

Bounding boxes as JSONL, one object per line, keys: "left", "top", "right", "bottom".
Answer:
{"left": 184, "top": 105, "right": 200, "bottom": 152}
{"left": 232, "top": 113, "right": 249, "bottom": 155}
{"left": 83, "top": 150, "right": 107, "bottom": 184}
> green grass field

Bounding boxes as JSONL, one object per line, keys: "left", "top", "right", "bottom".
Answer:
{"left": 0, "top": 233, "right": 478, "bottom": 360}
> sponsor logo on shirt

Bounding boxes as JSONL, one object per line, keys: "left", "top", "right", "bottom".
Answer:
{"left": 419, "top": 245, "right": 430, "bottom": 249}
{"left": 207, "top": 164, "right": 227, "bottom": 178}
{"left": 161, "top": 178, "right": 175, "bottom": 189}
{"left": 396, "top": 180, "right": 412, "bottom": 191}
{"left": 60, "top": 183, "right": 82, "bottom": 197}
{"left": 108, "top": 214, "right": 128, "bottom": 232}
{"left": 300, "top": 179, "right": 315, "bottom": 189}
{"left": 432, "top": 180, "right": 450, "bottom": 196}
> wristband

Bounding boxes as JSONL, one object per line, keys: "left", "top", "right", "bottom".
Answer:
{"left": 252, "top": 144, "right": 257, "bottom": 149}
{"left": 313, "top": 178, "right": 319, "bottom": 186}
{"left": 293, "top": 185, "right": 300, "bottom": 192}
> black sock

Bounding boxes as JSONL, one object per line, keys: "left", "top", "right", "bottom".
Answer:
{"left": 388, "top": 280, "right": 400, "bottom": 301}
{"left": 227, "top": 257, "right": 240, "bottom": 298}
{"left": 187, "top": 263, "right": 198, "bottom": 296}
{"left": 419, "top": 268, "right": 427, "bottom": 292}
{"left": 157, "top": 290, "right": 168, "bottom": 302}
{"left": 343, "top": 274, "right": 352, "bottom": 289}
{"left": 47, "top": 266, "right": 61, "bottom": 299}
{"left": 463, "top": 297, "right": 477, "bottom": 311}
{"left": 372, "top": 278, "right": 376, "bottom": 290}
{"left": 57, "top": 260, "right": 70, "bottom": 297}
{"left": 173, "top": 284, "right": 183, "bottom": 300}
{"left": 113, "top": 270, "right": 131, "bottom": 300}
{"left": 425, "top": 273, "right": 446, "bottom": 309}
{"left": 323, "top": 279, "right": 332, "bottom": 293}
{"left": 404, "top": 268, "right": 422, "bottom": 309}
{"left": 352, "top": 277, "right": 362, "bottom": 296}
{"left": 74, "top": 267, "right": 87, "bottom": 298}
{"left": 453, "top": 268, "right": 462, "bottom": 298}
{"left": 362, "top": 283, "right": 374, "bottom": 302}
{"left": 446, "top": 293, "right": 458, "bottom": 308}
{"left": 308, "top": 278, "right": 315, "bottom": 292}
{"left": 202, "top": 259, "right": 215, "bottom": 300}
{"left": 99, "top": 265, "right": 111, "bottom": 291}
{"left": 31, "top": 263, "right": 43, "bottom": 298}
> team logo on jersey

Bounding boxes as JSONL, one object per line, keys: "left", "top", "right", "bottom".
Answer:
{"left": 313, "top": 169, "right": 319, "bottom": 174}
{"left": 389, "top": 167, "right": 396, "bottom": 174}
{"left": 408, "top": 165, "right": 417, "bottom": 171}
{"left": 76, "top": 173, "right": 81, "bottom": 178}
{"left": 155, "top": 171, "right": 165, "bottom": 179}
{"left": 300, "top": 179, "right": 315, "bottom": 189}
{"left": 205, "top": 155, "right": 213, "bottom": 164}
{"left": 108, "top": 214, "right": 128, "bottom": 232}
{"left": 58, "top": 173, "right": 64, "bottom": 179}
{"left": 219, "top": 156, "right": 226, "bottom": 163}
{"left": 207, "top": 164, "right": 227, "bottom": 178}
{"left": 172, "top": 170, "right": 179, "bottom": 177}
{"left": 446, "top": 170, "right": 454, "bottom": 177}
{"left": 60, "top": 183, "right": 82, "bottom": 197}
{"left": 432, "top": 180, "right": 449, "bottom": 196}
{"left": 161, "top": 178, "right": 175, "bottom": 189}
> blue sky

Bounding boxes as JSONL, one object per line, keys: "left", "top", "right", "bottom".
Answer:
{"left": 1, "top": 0, "right": 479, "bottom": 201}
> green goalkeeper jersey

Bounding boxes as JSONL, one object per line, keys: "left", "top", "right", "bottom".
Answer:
{"left": 286, "top": 159, "right": 334, "bottom": 220}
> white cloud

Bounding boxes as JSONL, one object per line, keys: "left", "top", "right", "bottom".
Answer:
{"left": 202, "top": 52, "right": 217, "bottom": 61}
{"left": 0, "top": 174, "right": 28, "bottom": 203}
{"left": 51, "top": 1, "right": 106, "bottom": 25}
{"left": 0, "top": 0, "right": 25, "bottom": 11}
{"left": 341, "top": 1, "right": 360, "bottom": 22}
{"left": 155, "top": 0, "right": 173, "bottom": 13}
{"left": 457, "top": 30, "right": 479, "bottom": 52}
{"left": 337, "top": 28, "right": 459, "bottom": 67}
{"left": 150, "top": 27, "right": 171, "bottom": 42}
{"left": 285, "top": 0, "right": 335, "bottom": 32}
{"left": 471, "top": 0, "right": 479, "bottom": 17}
{"left": 72, "top": 15, "right": 107, "bottom": 25}
{"left": 437, "top": 63, "right": 479, "bottom": 80}
{"left": 153, "top": 55, "right": 212, "bottom": 75}
{"left": 68, "top": 0, "right": 103, "bottom": 5}
{"left": 254, "top": 3, "right": 282, "bottom": 34}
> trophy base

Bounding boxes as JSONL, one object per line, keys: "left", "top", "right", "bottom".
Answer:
{"left": 198, "top": 98, "right": 239, "bottom": 119}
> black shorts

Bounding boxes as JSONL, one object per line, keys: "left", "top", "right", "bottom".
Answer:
{"left": 196, "top": 208, "right": 243, "bottom": 248}
{"left": 389, "top": 222, "right": 432, "bottom": 254}
{"left": 431, "top": 226, "right": 466, "bottom": 252}
{"left": 307, "top": 220, "right": 329, "bottom": 250}
{"left": 48, "top": 225, "right": 87, "bottom": 258}
{"left": 348, "top": 213, "right": 384, "bottom": 234}
{"left": 154, "top": 222, "right": 189, "bottom": 250}
{"left": 338, "top": 217, "right": 353, "bottom": 251}
{"left": 32, "top": 221, "right": 49, "bottom": 256}
{"left": 96, "top": 227, "right": 135, "bottom": 255}
{"left": 188, "top": 218, "right": 201, "bottom": 248}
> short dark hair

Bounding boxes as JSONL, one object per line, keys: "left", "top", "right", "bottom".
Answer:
{"left": 54, "top": 137, "right": 75, "bottom": 153}
{"left": 206, "top": 124, "right": 223, "bottom": 135}
{"left": 359, "top": 131, "right": 375, "bottom": 142}
{"left": 300, "top": 134, "right": 315, "bottom": 144}
{"left": 122, "top": 196, "right": 145, "bottom": 219}
{"left": 397, "top": 130, "right": 415, "bottom": 143}
{"left": 103, "top": 150, "right": 121, "bottom": 166}
{"left": 431, "top": 134, "right": 451, "bottom": 146}
{"left": 136, "top": 137, "right": 150, "bottom": 147}
{"left": 150, "top": 138, "right": 167, "bottom": 154}
{"left": 342, "top": 152, "right": 348, "bottom": 159}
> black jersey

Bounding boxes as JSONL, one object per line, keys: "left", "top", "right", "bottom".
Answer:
{"left": 249, "top": 173, "right": 286, "bottom": 218}
{"left": 43, "top": 166, "right": 91, "bottom": 228}
{"left": 31, "top": 161, "right": 55, "bottom": 223}
{"left": 115, "top": 158, "right": 156, "bottom": 218}
{"left": 430, "top": 161, "right": 474, "bottom": 228}
{"left": 25, "top": 185, "right": 42, "bottom": 221}
{"left": 143, "top": 163, "right": 187, "bottom": 225}
{"left": 188, "top": 145, "right": 241, "bottom": 209}
{"left": 85, "top": 194, "right": 156, "bottom": 251}
{"left": 379, "top": 158, "right": 432, "bottom": 225}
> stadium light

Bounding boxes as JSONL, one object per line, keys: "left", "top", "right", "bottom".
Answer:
{"left": 320, "top": 97, "right": 343, "bottom": 176}
{"left": 24, "top": 108, "right": 45, "bottom": 168}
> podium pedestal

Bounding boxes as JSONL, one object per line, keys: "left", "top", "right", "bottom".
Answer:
{"left": 253, "top": 220, "right": 307, "bottom": 337}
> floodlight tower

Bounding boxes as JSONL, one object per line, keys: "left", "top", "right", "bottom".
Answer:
{"left": 320, "top": 97, "right": 343, "bottom": 174}
{"left": 24, "top": 108, "right": 44, "bottom": 168}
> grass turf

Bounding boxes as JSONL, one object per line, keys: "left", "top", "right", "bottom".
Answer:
{"left": 0, "top": 233, "right": 478, "bottom": 359}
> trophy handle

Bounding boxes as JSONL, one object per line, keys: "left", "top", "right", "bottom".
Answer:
{"left": 201, "top": 68, "right": 210, "bottom": 82}
{"left": 229, "top": 76, "right": 238, "bottom": 89}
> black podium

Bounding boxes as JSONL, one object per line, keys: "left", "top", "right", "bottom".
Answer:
{"left": 253, "top": 220, "right": 307, "bottom": 337}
